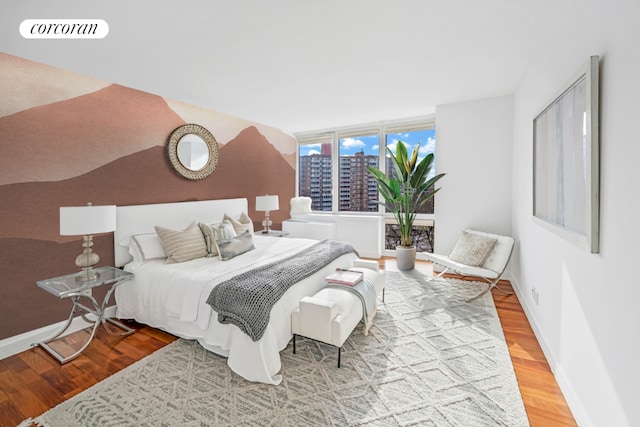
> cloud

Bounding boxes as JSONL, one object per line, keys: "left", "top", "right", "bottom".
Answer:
{"left": 419, "top": 136, "right": 436, "bottom": 155}
{"left": 341, "top": 138, "right": 366, "bottom": 149}
{"left": 387, "top": 141, "right": 397, "bottom": 154}
{"left": 387, "top": 139, "right": 413, "bottom": 155}
{"left": 307, "top": 149, "right": 321, "bottom": 155}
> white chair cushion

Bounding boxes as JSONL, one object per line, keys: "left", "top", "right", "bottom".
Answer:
{"left": 289, "top": 197, "right": 312, "bottom": 216}
{"left": 424, "top": 252, "right": 500, "bottom": 279}
{"left": 425, "top": 230, "right": 514, "bottom": 278}
{"left": 480, "top": 232, "right": 515, "bottom": 273}
{"left": 449, "top": 230, "right": 497, "bottom": 266}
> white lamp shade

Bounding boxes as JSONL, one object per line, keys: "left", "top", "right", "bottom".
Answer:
{"left": 255, "top": 195, "right": 279, "bottom": 212}
{"left": 60, "top": 205, "right": 116, "bottom": 236}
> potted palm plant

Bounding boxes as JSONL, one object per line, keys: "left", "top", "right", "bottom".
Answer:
{"left": 367, "top": 142, "right": 445, "bottom": 270}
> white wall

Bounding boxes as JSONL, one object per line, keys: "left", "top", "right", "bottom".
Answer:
{"left": 434, "top": 96, "right": 514, "bottom": 259}
{"left": 510, "top": 3, "right": 640, "bottom": 426}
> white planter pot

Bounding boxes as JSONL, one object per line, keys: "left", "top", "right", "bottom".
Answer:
{"left": 396, "top": 246, "right": 416, "bottom": 270}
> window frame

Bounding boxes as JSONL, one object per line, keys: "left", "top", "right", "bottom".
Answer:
{"left": 296, "top": 134, "right": 334, "bottom": 212}
{"left": 336, "top": 130, "right": 380, "bottom": 213}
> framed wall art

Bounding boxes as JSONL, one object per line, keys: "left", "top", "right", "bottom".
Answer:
{"left": 533, "top": 56, "right": 600, "bottom": 253}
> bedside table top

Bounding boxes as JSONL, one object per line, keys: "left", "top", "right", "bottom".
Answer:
{"left": 255, "top": 230, "right": 289, "bottom": 237}
{"left": 37, "top": 266, "right": 133, "bottom": 298}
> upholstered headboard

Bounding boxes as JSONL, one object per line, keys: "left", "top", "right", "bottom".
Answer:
{"left": 114, "top": 198, "right": 248, "bottom": 267}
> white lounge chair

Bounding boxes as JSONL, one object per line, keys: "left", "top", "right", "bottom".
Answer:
{"left": 424, "top": 229, "right": 515, "bottom": 301}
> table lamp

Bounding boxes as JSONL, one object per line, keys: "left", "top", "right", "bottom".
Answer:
{"left": 60, "top": 203, "right": 116, "bottom": 282}
{"left": 255, "top": 195, "right": 279, "bottom": 234}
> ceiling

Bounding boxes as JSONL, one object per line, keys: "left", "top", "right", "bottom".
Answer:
{"left": 2, "top": 1, "right": 568, "bottom": 133}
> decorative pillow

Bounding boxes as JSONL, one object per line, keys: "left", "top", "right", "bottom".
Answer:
{"left": 130, "top": 233, "right": 167, "bottom": 262}
{"left": 155, "top": 221, "right": 208, "bottom": 263}
{"left": 127, "top": 241, "right": 144, "bottom": 265}
{"left": 198, "top": 220, "right": 237, "bottom": 257}
{"left": 223, "top": 212, "right": 254, "bottom": 235}
{"left": 215, "top": 230, "right": 255, "bottom": 261}
{"left": 290, "top": 197, "right": 312, "bottom": 216}
{"left": 449, "top": 230, "right": 497, "bottom": 266}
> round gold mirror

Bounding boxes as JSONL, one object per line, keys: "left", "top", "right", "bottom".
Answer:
{"left": 167, "top": 124, "right": 219, "bottom": 180}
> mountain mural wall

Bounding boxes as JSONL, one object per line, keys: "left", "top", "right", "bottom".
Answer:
{"left": 0, "top": 52, "right": 296, "bottom": 340}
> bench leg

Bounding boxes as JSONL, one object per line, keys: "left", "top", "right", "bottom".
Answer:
{"left": 293, "top": 334, "right": 296, "bottom": 354}
{"left": 338, "top": 346, "right": 341, "bottom": 368}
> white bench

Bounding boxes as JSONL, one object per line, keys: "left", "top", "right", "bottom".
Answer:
{"left": 291, "top": 259, "right": 385, "bottom": 367}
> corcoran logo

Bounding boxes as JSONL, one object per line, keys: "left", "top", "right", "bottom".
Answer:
{"left": 20, "top": 19, "right": 109, "bottom": 39}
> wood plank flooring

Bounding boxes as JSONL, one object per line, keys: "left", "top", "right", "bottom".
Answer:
{"left": 0, "top": 262, "right": 576, "bottom": 426}
{"left": 492, "top": 282, "right": 577, "bottom": 426}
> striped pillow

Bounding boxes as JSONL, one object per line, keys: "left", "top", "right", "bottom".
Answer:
{"left": 198, "top": 220, "right": 237, "bottom": 257}
{"left": 155, "top": 221, "right": 208, "bottom": 263}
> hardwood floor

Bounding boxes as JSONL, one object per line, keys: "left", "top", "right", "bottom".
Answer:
{"left": 0, "top": 262, "right": 576, "bottom": 426}
{"left": 493, "top": 283, "right": 577, "bottom": 426}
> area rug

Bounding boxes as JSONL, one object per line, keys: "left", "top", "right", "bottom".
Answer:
{"left": 24, "top": 271, "right": 529, "bottom": 426}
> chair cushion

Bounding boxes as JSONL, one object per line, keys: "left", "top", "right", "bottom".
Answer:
{"left": 481, "top": 233, "right": 515, "bottom": 273}
{"left": 424, "top": 252, "right": 500, "bottom": 279}
{"left": 290, "top": 197, "right": 312, "bottom": 216}
{"left": 449, "top": 230, "right": 497, "bottom": 266}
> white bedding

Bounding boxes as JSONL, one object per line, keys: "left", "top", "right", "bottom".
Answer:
{"left": 115, "top": 234, "right": 357, "bottom": 384}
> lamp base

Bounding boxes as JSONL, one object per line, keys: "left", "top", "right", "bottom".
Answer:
{"left": 261, "top": 216, "right": 273, "bottom": 234}
{"left": 75, "top": 268, "right": 100, "bottom": 283}
{"left": 74, "top": 235, "right": 100, "bottom": 283}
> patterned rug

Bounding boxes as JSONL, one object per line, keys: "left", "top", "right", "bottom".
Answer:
{"left": 24, "top": 271, "right": 529, "bottom": 426}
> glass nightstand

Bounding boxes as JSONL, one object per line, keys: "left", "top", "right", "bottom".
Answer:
{"left": 35, "top": 266, "right": 134, "bottom": 364}
{"left": 255, "top": 230, "right": 289, "bottom": 237}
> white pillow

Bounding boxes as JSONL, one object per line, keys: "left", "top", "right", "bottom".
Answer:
{"left": 223, "top": 212, "right": 254, "bottom": 235}
{"left": 449, "top": 230, "right": 497, "bottom": 267}
{"left": 130, "top": 233, "right": 167, "bottom": 262}
{"left": 127, "top": 240, "right": 144, "bottom": 265}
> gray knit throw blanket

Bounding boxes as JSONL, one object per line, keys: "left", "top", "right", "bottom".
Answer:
{"left": 206, "top": 239, "right": 359, "bottom": 341}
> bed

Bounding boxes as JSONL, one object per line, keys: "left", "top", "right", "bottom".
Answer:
{"left": 113, "top": 198, "right": 358, "bottom": 385}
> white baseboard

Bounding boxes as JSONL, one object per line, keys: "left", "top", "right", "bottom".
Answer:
{"left": 0, "top": 306, "right": 117, "bottom": 360}
{"left": 509, "top": 278, "right": 590, "bottom": 427}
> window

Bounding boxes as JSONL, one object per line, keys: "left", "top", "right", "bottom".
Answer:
{"left": 383, "top": 126, "right": 437, "bottom": 253}
{"left": 385, "top": 127, "right": 437, "bottom": 214}
{"left": 296, "top": 117, "right": 438, "bottom": 253}
{"left": 298, "top": 136, "right": 333, "bottom": 211}
{"left": 338, "top": 133, "right": 379, "bottom": 212}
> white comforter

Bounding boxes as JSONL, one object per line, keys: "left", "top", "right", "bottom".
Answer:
{"left": 115, "top": 235, "right": 357, "bottom": 384}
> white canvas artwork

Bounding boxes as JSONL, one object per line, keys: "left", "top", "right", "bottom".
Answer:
{"left": 533, "top": 56, "right": 600, "bottom": 253}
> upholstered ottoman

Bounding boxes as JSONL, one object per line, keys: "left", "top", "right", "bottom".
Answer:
{"left": 349, "top": 259, "right": 386, "bottom": 302}
{"left": 291, "top": 260, "right": 385, "bottom": 367}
